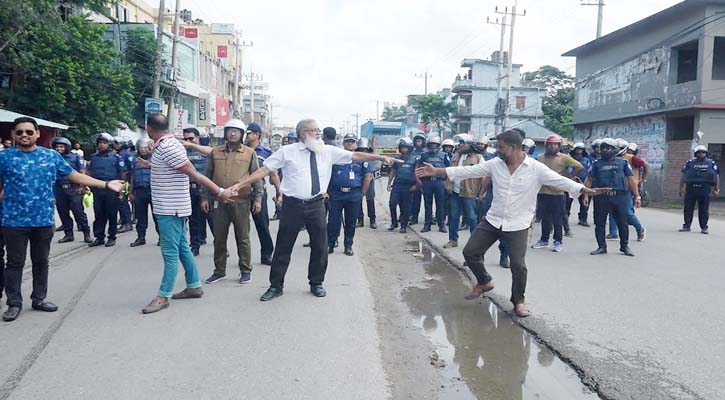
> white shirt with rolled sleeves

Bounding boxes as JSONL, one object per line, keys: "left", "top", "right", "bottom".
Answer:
{"left": 446, "top": 156, "right": 584, "bottom": 232}
{"left": 263, "top": 142, "right": 353, "bottom": 200}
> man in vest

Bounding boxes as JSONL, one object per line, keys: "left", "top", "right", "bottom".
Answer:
{"left": 584, "top": 138, "right": 640, "bottom": 256}
{"left": 608, "top": 141, "right": 648, "bottom": 241}
{"left": 387, "top": 138, "right": 417, "bottom": 233}
{"left": 129, "top": 138, "right": 155, "bottom": 247}
{"left": 51, "top": 137, "right": 92, "bottom": 244}
{"left": 416, "top": 136, "right": 449, "bottom": 233}
{"left": 327, "top": 133, "right": 372, "bottom": 256}
{"left": 355, "top": 137, "right": 378, "bottom": 229}
{"left": 86, "top": 133, "right": 126, "bottom": 247}
{"left": 444, "top": 134, "right": 482, "bottom": 249}
{"left": 115, "top": 138, "right": 133, "bottom": 234}
{"left": 679, "top": 145, "right": 721, "bottom": 234}
{"left": 571, "top": 142, "right": 592, "bottom": 227}
{"left": 184, "top": 125, "right": 214, "bottom": 256}
{"left": 409, "top": 132, "right": 426, "bottom": 225}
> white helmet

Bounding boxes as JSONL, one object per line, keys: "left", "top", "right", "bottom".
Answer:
{"left": 427, "top": 136, "right": 441, "bottom": 145}
{"left": 477, "top": 135, "right": 490, "bottom": 145}
{"left": 573, "top": 142, "right": 586, "bottom": 150}
{"left": 615, "top": 138, "right": 628, "bottom": 149}
{"left": 457, "top": 134, "right": 476, "bottom": 145}
{"left": 591, "top": 139, "right": 602, "bottom": 149}
{"left": 136, "top": 138, "right": 154, "bottom": 150}
{"left": 223, "top": 119, "right": 247, "bottom": 140}
{"left": 441, "top": 138, "right": 455, "bottom": 147}
{"left": 694, "top": 145, "right": 708, "bottom": 154}
{"left": 522, "top": 138, "right": 535, "bottom": 148}
{"left": 600, "top": 138, "right": 618, "bottom": 149}
{"left": 627, "top": 142, "right": 638, "bottom": 152}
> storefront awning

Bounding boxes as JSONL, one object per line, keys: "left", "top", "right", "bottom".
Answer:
{"left": 0, "top": 109, "right": 70, "bottom": 130}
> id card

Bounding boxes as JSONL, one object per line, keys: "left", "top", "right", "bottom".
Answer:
{"left": 214, "top": 201, "right": 219, "bottom": 209}
{"left": 349, "top": 171, "right": 355, "bottom": 180}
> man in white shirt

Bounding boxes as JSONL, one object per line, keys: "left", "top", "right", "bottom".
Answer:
{"left": 417, "top": 130, "right": 607, "bottom": 317}
{"left": 231, "top": 119, "right": 399, "bottom": 302}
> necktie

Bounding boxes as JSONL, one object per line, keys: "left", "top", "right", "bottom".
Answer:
{"left": 309, "top": 150, "right": 320, "bottom": 195}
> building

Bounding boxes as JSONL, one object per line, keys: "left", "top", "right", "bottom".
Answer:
{"left": 242, "top": 79, "right": 270, "bottom": 128}
{"left": 451, "top": 53, "right": 544, "bottom": 139}
{"left": 564, "top": 0, "right": 725, "bottom": 200}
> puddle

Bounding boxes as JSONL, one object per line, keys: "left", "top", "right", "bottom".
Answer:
{"left": 402, "top": 242, "right": 601, "bottom": 400}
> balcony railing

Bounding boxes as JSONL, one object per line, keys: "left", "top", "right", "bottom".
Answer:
{"left": 453, "top": 105, "right": 472, "bottom": 117}
{"left": 452, "top": 78, "right": 473, "bottom": 92}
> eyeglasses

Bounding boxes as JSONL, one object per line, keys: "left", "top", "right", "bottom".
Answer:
{"left": 302, "top": 129, "right": 321, "bottom": 133}
{"left": 182, "top": 137, "right": 196, "bottom": 142}
{"left": 14, "top": 129, "right": 35, "bottom": 136}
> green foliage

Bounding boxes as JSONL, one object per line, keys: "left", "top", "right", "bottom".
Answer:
{"left": 523, "top": 65, "right": 575, "bottom": 138}
{"left": 381, "top": 105, "right": 407, "bottom": 121}
{"left": 124, "top": 28, "right": 157, "bottom": 128}
{"left": 410, "top": 95, "right": 456, "bottom": 133}
{"left": 0, "top": 0, "right": 135, "bottom": 141}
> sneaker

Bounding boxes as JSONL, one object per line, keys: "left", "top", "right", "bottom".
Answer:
{"left": 443, "top": 240, "right": 458, "bottom": 248}
{"left": 531, "top": 240, "right": 549, "bottom": 249}
{"left": 605, "top": 234, "right": 619, "bottom": 241}
{"left": 239, "top": 272, "right": 252, "bottom": 284}
{"left": 637, "top": 228, "right": 646, "bottom": 242}
{"left": 552, "top": 241, "right": 563, "bottom": 252}
{"left": 205, "top": 273, "right": 226, "bottom": 284}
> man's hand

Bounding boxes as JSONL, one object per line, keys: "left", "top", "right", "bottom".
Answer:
{"left": 581, "top": 187, "right": 611, "bottom": 196}
{"left": 106, "top": 180, "right": 125, "bottom": 193}
{"left": 409, "top": 184, "right": 418, "bottom": 192}
{"left": 383, "top": 156, "right": 403, "bottom": 165}
{"left": 229, "top": 181, "right": 249, "bottom": 193}
{"left": 252, "top": 201, "right": 262, "bottom": 214}
{"left": 136, "top": 158, "right": 150, "bottom": 168}
{"left": 387, "top": 185, "right": 392, "bottom": 192}
{"left": 678, "top": 188, "right": 684, "bottom": 198}
{"left": 219, "top": 189, "right": 237, "bottom": 203}
{"left": 201, "top": 200, "right": 210, "bottom": 213}
{"left": 713, "top": 188, "right": 721, "bottom": 197}
{"left": 634, "top": 197, "right": 642, "bottom": 208}
{"left": 322, "top": 192, "right": 329, "bottom": 203}
{"left": 275, "top": 192, "right": 283, "bottom": 205}
{"left": 582, "top": 196, "right": 590, "bottom": 208}
{"left": 416, "top": 163, "right": 440, "bottom": 179}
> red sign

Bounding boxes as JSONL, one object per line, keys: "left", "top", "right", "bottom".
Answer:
{"left": 184, "top": 28, "right": 198, "bottom": 38}
{"left": 216, "top": 97, "right": 230, "bottom": 126}
{"left": 176, "top": 26, "right": 185, "bottom": 36}
{"left": 217, "top": 45, "right": 228, "bottom": 58}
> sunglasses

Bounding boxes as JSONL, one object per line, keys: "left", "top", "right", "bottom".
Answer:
{"left": 14, "top": 129, "right": 35, "bottom": 136}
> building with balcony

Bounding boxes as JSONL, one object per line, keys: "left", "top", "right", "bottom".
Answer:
{"left": 451, "top": 54, "right": 544, "bottom": 139}
{"left": 564, "top": 0, "right": 725, "bottom": 200}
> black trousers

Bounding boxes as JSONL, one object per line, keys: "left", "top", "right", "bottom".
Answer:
{"left": 55, "top": 185, "right": 90, "bottom": 236}
{"left": 683, "top": 184, "right": 711, "bottom": 230}
{"left": 2, "top": 226, "right": 54, "bottom": 307}
{"left": 577, "top": 194, "right": 590, "bottom": 223}
{"left": 252, "top": 191, "right": 274, "bottom": 259}
{"left": 593, "top": 194, "right": 629, "bottom": 249}
{"left": 358, "top": 184, "right": 376, "bottom": 223}
{"left": 92, "top": 188, "right": 120, "bottom": 240}
{"left": 269, "top": 195, "right": 327, "bottom": 289}
{"left": 133, "top": 187, "right": 157, "bottom": 238}
{"left": 539, "top": 193, "right": 565, "bottom": 243}
{"left": 0, "top": 227, "right": 5, "bottom": 300}
{"left": 189, "top": 188, "right": 215, "bottom": 247}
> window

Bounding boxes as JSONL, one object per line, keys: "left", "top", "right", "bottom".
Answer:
{"left": 666, "top": 116, "right": 694, "bottom": 141}
{"left": 673, "top": 41, "right": 698, "bottom": 84}
{"left": 515, "top": 96, "right": 526, "bottom": 111}
{"left": 713, "top": 37, "right": 725, "bottom": 80}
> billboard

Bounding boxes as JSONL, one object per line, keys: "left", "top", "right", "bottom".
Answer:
{"left": 184, "top": 27, "right": 198, "bottom": 38}
{"left": 144, "top": 97, "right": 163, "bottom": 115}
{"left": 216, "top": 97, "right": 230, "bottom": 127}
{"left": 171, "top": 108, "right": 189, "bottom": 138}
{"left": 211, "top": 23, "right": 235, "bottom": 34}
{"left": 217, "top": 45, "right": 228, "bottom": 58}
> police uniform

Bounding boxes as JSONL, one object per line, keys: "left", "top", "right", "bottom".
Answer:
{"left": 131, "top": 155, "right": 154, "bottom": 241}
{"left": 87, "top": 150, "right": 125, "bottom": 242}
{"left": 389, "top": 153, "right": 417, "bottom": 231}
{"left": 358, "top": 160, "right": 380, "bottom": 228}
{"left": 327, "top": 159, "right": 370, "bottom": 253}
{"left": 55, "top": 150, "right": 91, "bottom": 240}
{"left": 252, "top": 145, "right": 275, "bottom": 263}
{"left": 409, "top": 146, "right": 424, "bottom": 224}
{"left": 187, "top": 148, "right": 214, "bottom": 251}
{"left": 681, "top": 157, "right": 719, "bottom": 231}
{"left": 117, "top": 148, "right": 134, "bottom": 229}
{"left": 417, "top": 148, "right": 449, "bottom": 231}
{"left": 590, "top": 157, "right": 634, "bottom": 252}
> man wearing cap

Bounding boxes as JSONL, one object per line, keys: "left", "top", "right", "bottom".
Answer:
{"left": 679, "top": 145, "right": 720, "bottom": 234}
{"left": 51, "top": 137, "right": 92, "bottom": 244}
{"left": 409, "top": 133, "right": 427, "bottom": 225}
{"left": 183, "top": 125, "right": 215, "bottom": 256}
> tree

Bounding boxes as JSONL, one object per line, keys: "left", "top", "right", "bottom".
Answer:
{"left": 124, "top": 28, "right": 158, "bottom": 128}
{"left": 381, "top": 105, "right": 407, "bottom": 121}
{"left": 0, "top": 0, "right": 136, "bottom": 141}
{"left": 523, "top": 65, "right": 575, "bottom": 138}
{"left": 410, "top": 95, "right": 456, "bottom": 133}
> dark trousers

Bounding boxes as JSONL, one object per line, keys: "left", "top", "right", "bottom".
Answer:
{"left": 563, "top": 193, "right": 572, "bottom": 232}
{"left": 92, "top": 188, "right": 120, "bottom": 240}
{"left": 593, "top": 194, "right": 629, "bottom": 249}
{"left": 683, "top": 184, "right": 711, "bottom": 229}
{"left": 462, "top": 219, "right": 529, "bottom": 305}
{"left": 2, "top": 226, "right": 54, "bottom": 307}
{"left": 328, "top": 191, "right": 362, "bottom": 248}
{"left": 212, "top": 201, "right": 252, "bottom": 274}
{"left": 0, "top": 227, "right": 5, "bottom": 301}
{"left": 477, "top": 189, "right": 508, "bottom": 256}
{"left": 133, "top": 187, "right": 156, "bottom": 238}
{"left": 422, "top": 179, "right": 446, "bottom": 227}
{"left": 577, "top": 194, "right": 590, "bottom": 223}
{"left": 252, "top": 191, "right": 274, "bottom": 259}
{"left": 539, "top": 193, "right": 565, "bottom": 243}
{"left": 55, "top": 186, "right": 90, "bottom": 236}
{"left": 410, "top": 187, "right": 422, "bottom": 222}
{"left": 358, "top": 184, "right": 376, "bottom": 223}
{"left": 189, "top": 188, "right": 214, "bottom": 247}
{"left": 389, "top": 184, "right": 413, "bottom": 228}
{"left": 119, "top": 197, "right": 132, "bottom": 225}
{"left": 270, "top": 196, "right": 327, "bottom": 289}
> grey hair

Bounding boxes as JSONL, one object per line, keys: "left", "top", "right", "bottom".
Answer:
{"left": 296, "top": 119, "right": 317, "bottom": 134}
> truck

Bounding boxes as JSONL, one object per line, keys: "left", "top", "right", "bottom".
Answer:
{"left": 360, "top": 121, "right": 406, "bottom": 174}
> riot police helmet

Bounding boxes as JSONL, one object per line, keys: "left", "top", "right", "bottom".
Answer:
{"left": 96, "top": 132, "right": 114, "bottom": 145}
{"left": 136, "top": 138, "right": 153, "bottom": 150}
{"left": 356, "top": 137, "right": 373, "bottom": 152}
{"left": 694, "top": 145, "right": 708, "bottom": 155}
{"left": 51, "top": 137, "right": 72, "bottom": 152}
{"left": 442, "top": 138, "right": 455, "bottom": 147}
{"left": 457, "top": 134, "right": 476, "bottom": 145}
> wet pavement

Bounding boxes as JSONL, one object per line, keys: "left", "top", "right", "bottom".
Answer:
{"left": 401, "top": 241, "right": 601, "bottom": 400}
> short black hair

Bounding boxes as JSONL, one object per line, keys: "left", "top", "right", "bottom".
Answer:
{"left": 323, "top": 127, "right": 337, "bottom": 140}
{"left": 511, "top": 128, "right": 526, "bottom": 138}
{"left": 498, "top": 130, "right": 523, "bottom": 148}
{"left": 146, "top": 113, "right": 169, "bottom": 132}
{"left": 13, "top": 117, "right": 39, "bottom": 131}
{"left": 183, "top": 127, "right": 200, "bottom": 137}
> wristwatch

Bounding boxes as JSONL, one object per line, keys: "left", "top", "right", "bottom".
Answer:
{"left": 218, "top": 187, "right": 225, "bottom": 196}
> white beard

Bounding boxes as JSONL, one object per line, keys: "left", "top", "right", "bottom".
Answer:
{"left": 303, "top": 137, "right": 325, "bottom": 153}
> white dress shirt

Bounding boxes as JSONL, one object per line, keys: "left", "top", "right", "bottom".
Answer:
{"left": 264, "top": 142, "right": 353, "bottom": 200}
{"left": 446, "top": 155, "right": 584, "bottom": 231}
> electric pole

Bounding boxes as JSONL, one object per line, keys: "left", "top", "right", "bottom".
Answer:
{"left": 496, "top": 1, "right": 526, "bottom": 130}
{"left": 351, "top": 113, "right": 361, "bottom": 135}
{"left": 487, "top": 12, "right": 508, "bottom": 134}
{"left": 166, "top": 0, "right": 181, "bottom": 120}
{"left": 581, "top": 0, "right": 605, "bottom": 38}
{"left": 234, "top": 37, "right": 253, "bottom": 118}
{"left": 415, "top": 72, "right": 431, "bottom": 95}
{"left": 151, "top": 0, "right": 165, "bottom": 99}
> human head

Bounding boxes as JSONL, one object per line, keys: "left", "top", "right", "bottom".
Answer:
{"left": 73, "top": 142, "right": 81, "bottom": 150}
{"left": 12, "top": 117, "right": 40, "bottom": 149}
{"left": 694, "top": 145, "right": 708, "bottom": 160}
{"left": 495, "top": 130, "right": 524, "bottom": 163}
{"left": 511, "top": 128, "right": 527, "bottom": 138}
{"left": 182, "top": 125, "right": 200, "bottom": 144}
{"left": 599, "top": 138, "right": 618, "bottom": 160}
{"left": 51, "top": 137, "right": 72, "bottom": 154}
{"left": 2, "top": 139, "right": 11, "bottom": 148}
{"left": 322, "top": 127, "right": 337, "bottom": 144}
{"left": 426, "top": 136, "right": 441, "bottom": 152}
{"left": 398, "top": 137, "right": 413, "bottom": 154}
{"left": 457, "top": 134, "right": 475, "bottom": 154}
{"left": 544, "top": 134, "right": 562, "bottom": 156}
{"left": 356, "top": 137, "right": 373, "bottom": 153}
{"left": 224, "top": 119, "right": 247, "bottom": 145}
{"left": 522, "top": 138, "right": 535, "bottom": 155}
{"left": 475, "top": 135, "right": 489, "bottom": 154}
{"left": 286, "top": 132, "right": 298, "bottom": 144}
{"left": 282, "top": 136, "right": 290, "bottom": 145}
{"left": 441, "top": 138, "right": 455, "bottom": 154}
{"left": 146, "top": 113, "right": 169, "bottom": 141}
{"left": 246, "top": 122, "right": 263, "bottom": 147}
{"left": 626, "top": 142, "right": 638, "bottom": 155}
{"left": 591, "top": 139, "right": 602, "bottom": 155}
{"left": 296, "top": 119, "right": 323, "bottom": 152}
{"left": 136, "top": 138, "right": 154, "bottom": 157}
{"left": 413, "top": 132, "right": 426, "bottom": 149}
{"left": 573, "top": 142, "right": 587, "bottom": 158}
{"left": 96, "top": 132, "right": 114, "bottom": 152}
{"left": 343, "top": 133, "right": 357, "bottom": 151}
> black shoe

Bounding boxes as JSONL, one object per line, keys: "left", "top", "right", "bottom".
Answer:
{"left": 117, "top": 225, "right": 132, "bottom": 234}
{"left": 157, "top": 240, "right": 161, "bottom": 246}
{"left": 201, "top": 239, "right": 207, "bottom": 245}
{"left": 190, "top": 246, "right": 199, "bottom": 256}
{"left": 55, "top": 226, "right": 64, "bottom": 232}
{"left": 590, "top": 247, "right": 607, "bottom": 255}
{"left": 620, "top": 247, "right": 635, "bottom": 257}
{"left": 328, "top": 246, "right": 334, "bottom": 254}
{"left": 205, "top": 273, "right": 227, "bottom": 284}
{"left": 88, "top": 238, "right": 105, "bottom": 247}
{"left": 303, "top": 242, "right": 311, "bottom": 248}
{"left": 679, "top": 226, "right": 691, "bottom": 232}
{"left": 564, "top": 230, "right": 573, "bottom": 237}
{"left": 260, "top": 287, "right": 283, "bottom": 302}
{"left": 701, "top": 228, "right": 709, "bottom": 235}
{"left": 421, "top": 225, "right": 431, "bottom": 233}
{"left": 370, "top": 221, "right": 377, "bottom": 229}
{"left": 58, "top": 235, "right": 74, "bottom": 244}
{"left": 500, "top": 255, "right": 510, "bottom": 268}
{"left": 2, "top": 306, "right": 20, "bottom": 322}
{"left": 578, "top": 220, "right": 590, "bottom": 227}
{"left": 438, "top": 226, "right": 447, "bottom": 233}
{"left": 310, "top": 285, "right": 327, "bottom": 298}
{"left": 83, "top": 233, "right": 93, "bottom": 243}
{"left": 31, "top": 301, "right": 58, "bottom": 312}
{"left": 261, "top": 256, "right": 273, "bottom": 265}
{"left": 104, "top": 239, "right": 116, "bottom": 247}
{"left": 356, "top": 220, "right": 364, "bottom": 228}
{"left": 387, "top": 223, "right": 399, "bottom": 231}
{"left": 130, "top": 238, "right": 146, "bottom": 247}
{"left": 399, "top": 227, "right": 407, "bottom": 233}
{"left": 409, "top": 218, "right": 418, "bottom": 226}
{"left": 344, "top": 247, "right": 354, "bottom": 256}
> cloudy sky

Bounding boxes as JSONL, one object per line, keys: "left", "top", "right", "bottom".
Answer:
{"left": 175, "top": 0, "right": 682, "bottom": 128}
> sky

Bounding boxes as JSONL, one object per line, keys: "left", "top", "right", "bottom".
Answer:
{"left": 174, "top": 0, "right": 683, "bottom": 129}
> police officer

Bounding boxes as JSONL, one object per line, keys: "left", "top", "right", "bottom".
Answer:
{"left": 184, "top": 125, "right": 214, "bottom": 256}
{"left": 115, "top": 138, "right": 133, "bottom": 233}
{"left": 86, "top": 133, "right": 126, "bottom": 247}
{"left": 355, "top": 137, "right": 378, "bottom": 229}
{"left": 571, "top": 142, "right": 592, "bottom": 227}
{"left": 52, "top": 137, "right": 92, "bottom": 244}
{"left": 679, "top": 145, "right": 721, "bottom": 234}
{"left": 590, "top": 139, "right": 602, "bottom": 161}
{"left": 522, "top": 138, "right": 536, "bottom": 157}
{"left": 387, "top": 137, "right": 416, "bottom": 233}
{"left": 441, "top": 138, "right": 455, "bottom": 160}
{"left": 409, "top": 132, "right": 426, "bottom": 225}
{"left": 584, "top": 138, "right": 639, "bottom": 256}
{"left": 129, "top": 138, "right": 154, "bottom": 247}
{"left": 416, "top": 136, "right": 449, "bottom": 233}
{"left": 327, "top": 133, "right": 372, "bottom": 256}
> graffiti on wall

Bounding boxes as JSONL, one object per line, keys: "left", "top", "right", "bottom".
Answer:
{"left": 584, "top": 116, "right": 666, "bottom": 169}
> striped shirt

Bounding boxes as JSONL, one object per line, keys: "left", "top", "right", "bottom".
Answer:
{"left": 151, "top": 134, "right": 192, "bottom": 216}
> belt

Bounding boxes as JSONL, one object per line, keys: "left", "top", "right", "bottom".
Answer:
{"left": 422, "top": 177, "right": 441, "bottom": 181}
{"left": 336, "top": 187, "right": 361, "bottom": 193}
{"left": 604, "top": 190, "right": 628, "bottom": 196}
{"left": 57, "top": 183, "right": 78, "bottom": 190}
{"left": 284, "top": 194, "right": 324, "bottom": 204}
{"left": 687, "top": 183, "right": 708, "bottom": 188}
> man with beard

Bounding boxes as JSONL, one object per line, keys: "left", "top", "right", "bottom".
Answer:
{"left": 443, "top": 134, "right": 482, "bottom": 249}
{"left": 408, "top": 132, "right": 426, "bottom": 225}
{"left": 387, "top": 137, "right": 416, "bottom": 233}
{"left": 51, "top": 137, "right": 92, "bottom": 244}
{"left": 229, "top": 119, "right": 399, "bottom": 301}
{"left": 416, "top": 130, "right": 606, "bottom": 317}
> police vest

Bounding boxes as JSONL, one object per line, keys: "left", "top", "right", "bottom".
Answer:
{"left": 592, "top": 158, "right": 628, "bottom": 191}
{"left": 330, "top": 161, "right": 365, "bottom": 189}
{"left": 684, "top": 159, "right": 717, "bottom": 184}
{"left": 124, "top": 151, "right": 137, "bottom": 173}
{"left": 89, "top": 151, "right": 123, "bottom": 181}
{"left": 133, "top": 157, "right": 151, "bottom": 188}
{"left": 395, "top": 154, "right": 417, "bottom": 183}
{"left": 187, "top": 150, "right": 209, "bottom": 173}
{"left": 56, "top": 152, "right": 81, "bottom": 185}
{"left": 420, "top": 150, "right": 447, "bottom": 169}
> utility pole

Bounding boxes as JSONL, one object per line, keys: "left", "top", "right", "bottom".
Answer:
{"left": 351, "top": 113, "right": 361, "bottom": 135}
{"left": 234, "top": 36, "right": 253, "bottom": 118}
{"left": 497, "top": 1, "right": 526, "bottom": 130}
{"left": 249, "top": 71, "right": 255, "bottom": 124}
{"left": 415, "top": 72, "right": 430, "bottom": 95}
{"left": 581, "top": 0, "right": 605, "bottom": 38}
{"left": 487, "top": 12, "right": 508, "bottom": 134}
{"left": 166, "top": 0, "right": 181, "bottom": 120}
{"left": 151, "top": 0, "right": 165, "bottom": 99}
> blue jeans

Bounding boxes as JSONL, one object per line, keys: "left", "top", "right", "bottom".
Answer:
{"left": 155, "top": 214, "right": 201, "bottom": 298}
{"left": 448, "top": 193, "right": 476, "bottom": 242}
{"left": 608, "top": 193, "right": 643, "bottom": 236}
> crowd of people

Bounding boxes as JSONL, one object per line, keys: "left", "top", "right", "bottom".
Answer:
{"left": 0, "top": 115, "right": 720, "bottom": 320}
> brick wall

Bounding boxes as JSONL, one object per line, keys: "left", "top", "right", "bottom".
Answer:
{"left": 662, "top": 140, "right": 692, "bottom": 198}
